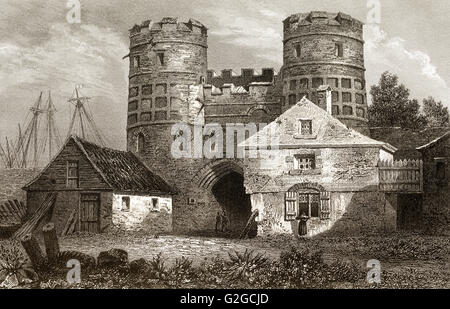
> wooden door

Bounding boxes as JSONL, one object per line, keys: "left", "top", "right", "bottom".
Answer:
{"left": 80, "top": 194, "right": 100, "bottom": 233}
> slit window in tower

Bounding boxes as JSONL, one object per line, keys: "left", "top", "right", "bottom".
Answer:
{"left": 157, "top": 52, "right": 165, "bottom": 66}
{"left": 295, "top": 44, "right": 301, "bottom": 58}
{"left": 133, "top": 56, "right": 140, "bottom": 68}
{"left": 335, "top": 43, "right": 344, "bottom": 57}
{"left": 136, "top": 133, "right": 145, "bottom": 153}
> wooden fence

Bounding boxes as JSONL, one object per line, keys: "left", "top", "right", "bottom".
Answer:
{"left": 378, "top": 159, "right": 423, "bottom": 193}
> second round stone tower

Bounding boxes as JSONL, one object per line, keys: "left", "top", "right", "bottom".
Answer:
{"left": 281, "top": 12, "right": 369, "bottom": 134}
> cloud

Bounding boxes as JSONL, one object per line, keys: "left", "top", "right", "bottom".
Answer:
{"left": 200, "top": 5, "right": 283, "bottom": 64}
{"left": 365, "top": 24, "right": 450, "bottom": 107}
{"left": 0, "top": 22, "right": 128, "bottom": 147}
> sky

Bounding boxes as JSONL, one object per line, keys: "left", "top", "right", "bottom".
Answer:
{"left": 1, "top": 0, "right": 450, "bottom": 150}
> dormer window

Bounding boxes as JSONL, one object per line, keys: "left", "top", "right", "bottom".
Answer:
{"left": 299, "top": 120, "right": 313, "bottom": 135}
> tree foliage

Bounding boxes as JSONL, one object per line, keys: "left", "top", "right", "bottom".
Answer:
{"left": 422, "top": 97, "right": 450, "bottom": 127}
{"left": 368, "top": 72, "right": 426, "bottom": 129}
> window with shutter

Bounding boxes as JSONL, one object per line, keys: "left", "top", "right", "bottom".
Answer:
{"left": 285, "top": 192, "right": 298, "bottom": 221}
{"left": 285, "top": 191, "right": 323, "bottom": 220}
{"left": 320, "top": 192, "right": 331, "bottom": 220}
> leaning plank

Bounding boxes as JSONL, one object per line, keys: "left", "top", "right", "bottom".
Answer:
{"left": 13, "top": 193, "right": 57, "bottom": 240}
{"left": 61, "top": 208, "right": 78, "bottom": 236}
{"left": 239, "top": 209, "right": 259, "bottom": 240}
{"left": 21, "top": 234, "right": 46, "bottom": 268}
{"left": 14, "top": 199, "right": 27, "bottom": 219}
{"left": 7, "top": 200, "right": 23, "bottom": 223}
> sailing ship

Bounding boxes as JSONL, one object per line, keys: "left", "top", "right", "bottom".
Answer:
{"left": 0, "top": 86, "right": 107, "bottom": 169}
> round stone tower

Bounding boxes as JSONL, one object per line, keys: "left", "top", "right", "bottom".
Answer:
{"left": 281, "top": 11, "right": 369, "bottom": 134}
{"left": 126, "top": 18, "right": 209, "bottom": 233}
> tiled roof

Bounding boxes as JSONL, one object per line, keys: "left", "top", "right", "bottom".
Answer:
{"left": 370, "top": 127, "right": 450, "bottom": 159}
{"left": 73, "top": 137, "right": 173, "bottom": 194}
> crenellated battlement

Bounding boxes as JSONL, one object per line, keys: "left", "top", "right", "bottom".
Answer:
{"left": 203, "top": 82, "right": 277, "bottom": 100}
{"left": 284, "top": 11, "right": 363, "bottom": 41}
{"left": 207, "top": 68, "right": 275, "bottom": 89}
{"left": 129, "top": 17, "right": 207, "bottom": 37}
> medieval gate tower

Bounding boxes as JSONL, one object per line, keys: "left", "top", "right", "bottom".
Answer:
{"left": 126, "top": 12, "right": 370, "bottom": 236}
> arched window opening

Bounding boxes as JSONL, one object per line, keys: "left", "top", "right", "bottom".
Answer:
{"left": 136, "top": 133, "right": 145, "bottom": 153}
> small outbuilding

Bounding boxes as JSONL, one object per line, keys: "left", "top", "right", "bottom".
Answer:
{"left": 23, "top": 136, "right": 174, "bottom": 235}
{"left": 417, "top": 131, "right": 450, "bottom": 234}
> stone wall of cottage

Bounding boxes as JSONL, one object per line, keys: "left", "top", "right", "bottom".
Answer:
{"left": 112, "top": 194, "right": 172, "bottom": 234}
{"left": 244, "top": 146, "right": 397, "bottom": 236}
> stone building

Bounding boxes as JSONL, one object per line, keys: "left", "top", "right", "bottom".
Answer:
{"left": 124, "top": 12, "right": 376, "bottom": 237}
{"left": 23, "top": 136, "right": 173, "bottom": 235}
{"left": 417, "top": 132, "right": 450, "bottom": 234}
{"left": 241, "top": 97, "right": 397, "bottom": 237}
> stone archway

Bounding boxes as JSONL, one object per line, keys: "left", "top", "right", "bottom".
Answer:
{"left": 193, "top": 160, "right": 254, "bottom": 237}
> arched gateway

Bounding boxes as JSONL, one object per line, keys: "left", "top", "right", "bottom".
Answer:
{"left": 193, "top": 160, "right": 255, "bottom": 237}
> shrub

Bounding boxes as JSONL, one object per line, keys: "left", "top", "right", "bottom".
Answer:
{"left": 149, "top": 253, "right": 167, "bottom": 280}
{"left": 167, "top": 257, "right": 196, "bottom": 287}
{"left": 225, "top": 249, "right": 268, "bottom": 284}
{"left": 0, "top": 241, "right": 38, "bottom": 287}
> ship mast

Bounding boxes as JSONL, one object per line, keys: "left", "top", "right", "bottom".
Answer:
{"left": 67, "top": 85, "right": 106, "bottom": 146}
